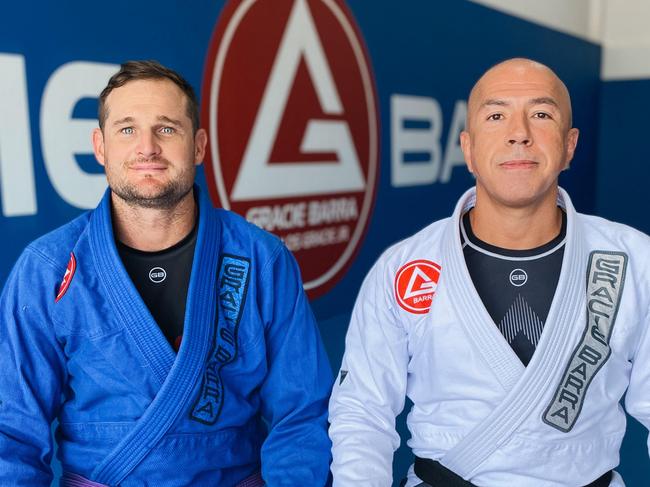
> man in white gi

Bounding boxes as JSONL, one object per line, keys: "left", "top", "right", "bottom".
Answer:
{"left": 0, "top": 60, "right": 332, "bottom": 486}
{"left": 329, "top": 58, "right": 650, "bottom": 486}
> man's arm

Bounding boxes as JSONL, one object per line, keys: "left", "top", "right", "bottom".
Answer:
{"left": 0, "top": 249, "right": 67, "bottom": 486}
{"left": 625, "top": 302, "right": 650, "bottom": 456}
{"left": 258, "top": 245, "right": 333, "bottom": 486}
{"left": 328, "top": 260, "right": 408, "bottom": 486}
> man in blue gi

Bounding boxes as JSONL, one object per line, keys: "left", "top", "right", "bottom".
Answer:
{"left": 0, "top": 60, "right": 332, "bottom": 486}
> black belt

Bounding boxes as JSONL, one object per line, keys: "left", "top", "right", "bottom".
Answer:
{"left": 414, "top": 457, "right": 613, "bottom": 487}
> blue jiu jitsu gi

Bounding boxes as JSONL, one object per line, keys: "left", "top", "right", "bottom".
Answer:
{"left": 0, "top": 186, "right": 333, "bottom": 486}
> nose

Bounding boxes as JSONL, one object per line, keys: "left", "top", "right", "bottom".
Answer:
{"left": 136, "top": 130, "right": 161, "bottom": 158}
{"left": 506, "top": 114, "right": 532, "bottom": 146}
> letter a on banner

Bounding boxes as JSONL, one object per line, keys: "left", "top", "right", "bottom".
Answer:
{"left": 231, "top": 0, "right": 365, "bottom": 201}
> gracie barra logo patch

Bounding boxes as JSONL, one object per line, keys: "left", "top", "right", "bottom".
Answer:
{"left": 201, "top": 0, "right": 379, "bottom": 299}
{"left": 394, "top": 260, "right": 441, "bottom": 314}
{"left": 55, "top": 252, "right": 76, "bottom": 302}
{"left": 190, "top": 254, "right": 251, "bottom": 425}
{"left": 543, "top": 251, "right": 627, "bottom": 432}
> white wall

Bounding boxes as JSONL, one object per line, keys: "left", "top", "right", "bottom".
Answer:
{"left": 469, "top": 0, "right": 600, "bottom": 42}
{"left": 600, "top": 0, "right": 650, "bottom": 80}
{"left": 470, "top": 0, "right": 650, "bottom": 80}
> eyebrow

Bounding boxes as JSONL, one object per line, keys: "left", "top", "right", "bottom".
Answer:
{"left": 528, "top": 96, "right": 559, "bottom": 108}
{"left": 112, "top": 116, "right": 134, "bottom": 126}
{"left": 111, "top": 115, "right": 185, "bottom": 127}
{"left": 157, "top": 115, "right": 183, "bottom": 127}
{"left": 480, "top": 97, "right": 560, "bottom": 109}
{"left": 481, "top": 99, "right": 509, "bottom": 108}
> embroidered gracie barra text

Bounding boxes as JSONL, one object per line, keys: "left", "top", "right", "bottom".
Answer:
{"left": 543, "top": 251, "right": 627, "bottom": 432}
{"left": 190, "top": 254, "right": 251, "bottom": 425}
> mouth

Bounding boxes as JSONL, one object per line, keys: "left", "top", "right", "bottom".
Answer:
{"left": 128, "top": 161, "right": 169, "bottom": 172}
{"left": 499, "top": 159, "right": 538, "bottom": 169}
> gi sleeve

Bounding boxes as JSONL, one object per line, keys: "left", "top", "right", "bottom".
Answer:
{"left": 328, "top": 258, "right": 408, "bottom": 486}
{"left": 258, "top": 245, "right": 333, "bottom": 486}
{"left": 625, "top": 302, "right": 650, "bottom": 457}
{"left": 0, "top": 249, "right": 67, "bottom": 486}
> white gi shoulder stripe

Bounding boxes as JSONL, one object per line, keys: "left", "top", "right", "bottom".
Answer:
{"left": 543, "top": 251, "right": 628, "bottom": 432}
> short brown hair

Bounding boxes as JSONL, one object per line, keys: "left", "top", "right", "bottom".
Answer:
{"left": 98, "top": 60, "right": 200, "bottom": 133}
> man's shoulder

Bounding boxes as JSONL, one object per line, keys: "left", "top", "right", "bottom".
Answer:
{"left": 369, "top": 216, "right": 450, "bottom": 277}
{"left": 209, "top": 206, "right": 283, "bottom": 253}
{"left": 577, "top": 212, "right": 650, "bottom": 248}
{"left": 25, "top": 212, "right": 93, "bottom": 270}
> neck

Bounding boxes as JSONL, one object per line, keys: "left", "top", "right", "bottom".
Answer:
{"left": 470, "top": 186, "right": 562, "bottom": 250}
{"left": 111, "top": 190, "right": 197, "bottom": 252}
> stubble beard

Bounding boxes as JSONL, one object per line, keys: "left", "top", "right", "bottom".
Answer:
{"left": 109, "top": 158, "right": 195, "bottom": 210}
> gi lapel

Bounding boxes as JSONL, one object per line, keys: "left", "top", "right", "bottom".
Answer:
{"left": 188, "top": 252, "right": 251, "bottom": 425}
{"left": 439, "top": 188, "right": 588, "bottom": 478}
{"left": 439, "top": 188, "right": 525, "bottom": 394}
{"left": 87, "top": 190, "right": 175, "bottom": 388}
{"left": 542, "top": 250, "right": 627, "bottom": 432}
{"left": 89, "top": 188, "right": 220, "bottom": 485}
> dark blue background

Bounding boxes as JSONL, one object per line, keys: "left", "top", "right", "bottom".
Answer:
{"left": 0, "top": 0, "right": 646, "bottom": 485}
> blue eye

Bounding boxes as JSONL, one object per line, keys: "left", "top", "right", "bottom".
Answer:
{"left": 121, "top": 127, "right": 134, "bottom": 135}
{"left": 160, "top": 126, "right": 175, "bottom": 134}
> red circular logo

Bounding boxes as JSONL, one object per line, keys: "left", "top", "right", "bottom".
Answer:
{"left": 394, "top": 260, "right": 441, "bottom": 314}
{"left": 201, "top": 0, "right": 379, "bottom": 299}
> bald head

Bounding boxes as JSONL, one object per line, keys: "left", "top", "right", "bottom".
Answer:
{"left": 466, "top": 58, "right": 573, "bottom": 130}
{"left": 458, "top": 56, "right": 580, "bottom": 215}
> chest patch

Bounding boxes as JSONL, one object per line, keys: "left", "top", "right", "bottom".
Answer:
{"left": 148, "top": 266, "right": 167, "bottom": 283}
{"left": 55, "top": 252, "right": 77, "bottom": 302}
{"left": 543, "top": 251, "right": 627, "bottom": 432}
{"left": 394, "top": 259, "right": 441, "bottom": 314}
{"left": 190, "top": 254, "right": 251, "bottom": 425}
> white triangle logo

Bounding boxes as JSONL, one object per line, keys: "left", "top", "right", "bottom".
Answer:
{"left": 403, "top": 266, "right": 435, "bottom": 299}
{"left": 230, "top": 0, "right": 365, "bottom": 201}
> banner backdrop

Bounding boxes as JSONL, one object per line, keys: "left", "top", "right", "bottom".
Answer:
{"left": 2, "top": 0, "right": 644, "bottom": 484}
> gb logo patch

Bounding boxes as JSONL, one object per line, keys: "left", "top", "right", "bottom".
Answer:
{"left": 394, "top": 259, "right": 441, "bottom": 314}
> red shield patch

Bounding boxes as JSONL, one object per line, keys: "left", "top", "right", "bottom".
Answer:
{"left": 394, "top": 259, "right": 441, "bottom": 314}
{"left": 55, "top": 252, "right": 76, "bottom": 302}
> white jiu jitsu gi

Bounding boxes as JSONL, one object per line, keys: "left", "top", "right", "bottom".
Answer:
{"left": 0, "top": 186, "right": 332, "bottom": 486}
{"left": 329, "top": 187, "right": 650, "bottom": 486}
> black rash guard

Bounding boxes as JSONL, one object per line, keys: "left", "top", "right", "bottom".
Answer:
{"left": 117, "top": 223, "right": 197, "bottom": 351}
{"left": 461, "top": 210, "right": 566, "bottom": 366}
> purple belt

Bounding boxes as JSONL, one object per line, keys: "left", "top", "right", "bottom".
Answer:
{"left": 62, "top": 471, "right": 264, "bottom": 486}
{"left": 61, "top": 472, "right": 109, "bottom": 487}
{"left": 236, "top": 471, "right": 265, "bottom": 487}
